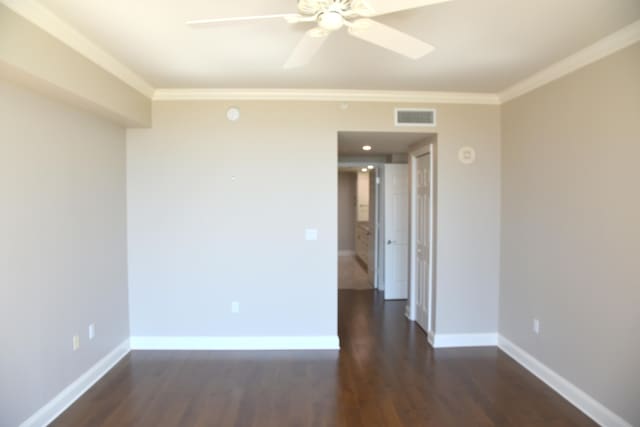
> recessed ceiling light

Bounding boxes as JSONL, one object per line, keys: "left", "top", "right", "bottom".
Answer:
{"left": 367, "top": 165, "right": 374, "bottom": 170}
{"left": 361, "top": 168, "right": 368, "bottom": 173}
{"left": 362, "top": 145, "right": 372, "bottom": 151}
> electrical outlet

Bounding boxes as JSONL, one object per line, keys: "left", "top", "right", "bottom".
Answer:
{"left": 88, "top": 324, "right": 95, "bottom": 340}
{"left": 231, "top": 301, "right": 240, "bottom": 314}
{"left": 72, "top": 335, "right": 80, "bottom": 351}
{"left": 533, "top": 318, "right": 540, "bottom": 335}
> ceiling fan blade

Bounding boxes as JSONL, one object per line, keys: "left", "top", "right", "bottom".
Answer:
{"left": 186, "top": 13, "right": 307, "bottom": 26}
{"left": 351, "top": 0, "right": 453, "bottom": 17}
{"left": 283, "top": 28, "right": 329, "bottom": 69}
{"left": 348, "top": 19, "right": 434, "bottom": 59}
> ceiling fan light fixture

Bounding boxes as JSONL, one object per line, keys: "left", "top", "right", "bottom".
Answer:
{"left": 189, "top": 0, "right": 449, "bottom": 69}
{"left": 317, "top": 11, "right": 345, "bottom": 31}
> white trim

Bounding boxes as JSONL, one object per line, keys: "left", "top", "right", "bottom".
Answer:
{"left": 500, "top": 19, "right": 640, "bottom": 103}
{"left": 130, "top": 336, "right": 340, "bottom": 350}
{"left": 338, "top": 250, "right": 356, "bottom": 256}
{"left": 2, "top": 0, "right": 154, "bottom": 98}
{"left": 153, "top": 88, "right": 500, "bottom": 105}
{"left": 3, "top": 2, "right": 637, "bottom": 106}
{"left": 498, "top": 335, "right": 632, "bottom": 427}
{"left": 430, "top": 333, "right": 498, "bottom": 348}
{"left": 19, "top": 339, "right": 130, "bottom": 427}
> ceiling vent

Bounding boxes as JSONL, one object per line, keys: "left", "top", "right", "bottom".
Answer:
{"left": 395, "top": 108, "right": 436, "bottom": 127}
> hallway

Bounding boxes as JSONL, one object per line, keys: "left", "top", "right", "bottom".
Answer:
{"left": 51, "top": 291, "right": 595, "bottom": 426}
{"left": 338, "top": 255, "right": 372, "bottom": 290}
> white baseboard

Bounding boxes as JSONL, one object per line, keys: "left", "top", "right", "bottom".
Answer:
{"left": 20, "top": 339, "right": 130, "bottom": 427}
{"left": 338, "top": 250, "right": 355, "bottom": 257}
{"left": 498, "top": 335, "right": 631, "bottom": 427}
{"left": 429, "top": 332, "right": 498, "bottom": 348}
{"left": 130, "top": 335, "right": 341, "bottom": 350}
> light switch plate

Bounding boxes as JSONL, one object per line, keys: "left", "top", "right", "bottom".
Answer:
{"left": 305, "top": 229, "right": 318, "bottom": 241}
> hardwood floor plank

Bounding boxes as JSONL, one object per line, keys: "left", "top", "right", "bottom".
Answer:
{"left": 51, "top": 290, "right": 597, "bottom": 427}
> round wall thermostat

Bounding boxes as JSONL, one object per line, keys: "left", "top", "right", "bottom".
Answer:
{"left": 458, "top": 146, "right": 476, "bottom": 165}
{"left": 226, "top": 107, "right": 240, "bottom": 121}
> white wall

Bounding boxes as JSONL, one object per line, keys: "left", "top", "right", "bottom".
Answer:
{"left": 127, "top": 100, "right": 501, "bottom": 339}
{"left": 501, "top": 42, "right": 640, "bottom": 425}
{"left": 338, "top": 172, "right": 356, "bottom": 252}
{"left": 0, "top": 80, "right": 130, "bottom": 427}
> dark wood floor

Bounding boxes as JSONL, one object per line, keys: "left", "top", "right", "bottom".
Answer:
{"left": 52, "top": 290, "right": 596, "bottom": 426}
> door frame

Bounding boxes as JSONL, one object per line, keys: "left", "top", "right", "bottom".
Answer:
{"left": 337, "top": 161, "right": 384, "bottom": 289}
{"left": 408, "top": 143, "right": 436, "bottom": 335}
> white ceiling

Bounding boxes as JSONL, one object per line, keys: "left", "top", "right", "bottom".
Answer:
{"left": 338, "top": 131, "right": 432, "bottom": 155}
{"left": 38, "top": 0, "right": 640, "bottom": 92}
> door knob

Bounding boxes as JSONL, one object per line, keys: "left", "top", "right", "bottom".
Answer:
{"left": 387, "top": 240, "right": 396, "bottom": 245}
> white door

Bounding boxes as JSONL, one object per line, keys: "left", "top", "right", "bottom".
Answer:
{"left": 415, "top": 154, "right": 431, "bottom": 331}
{"left": 384, "top": 164, "right": 409, "bottom": 300}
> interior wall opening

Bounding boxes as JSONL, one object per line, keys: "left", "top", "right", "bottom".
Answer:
{"left": 336, "top": 131, "right": 437, "bottom": 342}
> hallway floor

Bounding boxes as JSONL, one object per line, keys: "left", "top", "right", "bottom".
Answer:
{"left": 51, "top": 291, "right": 595, "bottom": 426}
{"left": 338, "top": 254, "right": 372, "bottom": 290}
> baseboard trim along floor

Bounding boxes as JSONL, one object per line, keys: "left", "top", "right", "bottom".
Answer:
{"left": 129, "top": 335, "right": 341, "bottom": 351}
{"left": 498, "top": 335, "right": 632, "bottom": 427}
{"left": 24, "top": 334, "right": 626, "bottom": 427}
{"left": 19, "top": 339, "right": 130, "bottom": 427}
{"left": 429, "top": 332, "right": 498, "bottom": 348}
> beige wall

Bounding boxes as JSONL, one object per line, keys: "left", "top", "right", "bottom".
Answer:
{"left": 0, "top": 80, "right": 130, "bottom": 427}
{"left": 500, "top": 42, "right": 640, "bottom": 425}
{"left": 338, "top": 172, "right": 357, "bottom": 252}
{"left": 0, "top": 4, "right": 151, "bottom": 127}
{"left": 127, "top": 100, "right": 501, "bottom": 338}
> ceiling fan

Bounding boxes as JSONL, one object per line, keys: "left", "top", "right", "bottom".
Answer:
{"left": 186, "top": 0, "right": 452, "bottom": 69}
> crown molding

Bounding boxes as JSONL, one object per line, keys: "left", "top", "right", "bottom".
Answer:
{"left": 1, "top": 0, "right": 154, "bottom": 98}
{"left": 5, "top": 1, "right": 637, "bottom": 106}
{"left": 153, "top": 88, "right": 501, "bottom": 105}
{"left": 500, "top": 19, "right": 640, "bottom": 103}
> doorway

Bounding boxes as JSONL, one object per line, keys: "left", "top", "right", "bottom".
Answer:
{"left": 337, "top": 131, "right": 437, "bottom": 342}
{"left": 409, "top": 143, "right": 435, "bottom": 335}
{"left": 337, "top": 166, "right": 376, "bottom": 290}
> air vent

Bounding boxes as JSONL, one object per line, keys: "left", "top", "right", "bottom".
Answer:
{"left": 395, "top": 108, "right": 436, "bottom": 127}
